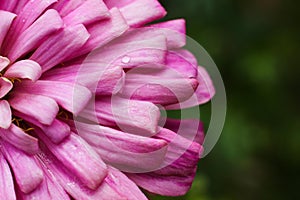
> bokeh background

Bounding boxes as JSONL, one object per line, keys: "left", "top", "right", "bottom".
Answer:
{"left": 151, "top": 0, "right": 300, "bottom": 199}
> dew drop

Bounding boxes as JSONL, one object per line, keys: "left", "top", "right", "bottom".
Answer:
{"left": 122, "top": 56, "right": 131, "bottom": 64}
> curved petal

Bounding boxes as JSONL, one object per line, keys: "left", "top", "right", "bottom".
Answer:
{"left": 106, "top": 0, "right": 166, "bottom": 27}
{"left": 0, "top": 56, "right": 10, "bottom": 71}
{"left": 0, "top": 152, "right": 16, "bottom": 200}
{"left": 1, "top": 141, "right": 44, "bottom": 194}
{"left": 127, "top": 128, "right": 202, "bottom": 196}
{"left": 9, "top": 93, "right": 59, "bottom": 125}
{"left": 79, "top": 96, "right": 160, "bottom": 136}
{"left": 37, "top": 148, "right": 126, "bottom": 200}
{"left": 37, "top": 131, "right": 108, "bottom": 190}
{"left": 0, "top": 77, "right": 13, "bottom": 98}
{"left": 5, "top": 60, "right": 42, "bottom": 81}
{"left": 7, "top": 9, "right": 63, "bottom": 62}
{"left": 63, "top": 0, "right": 109, "bottom": 26}
{"left": 0, "top": 10, "right": 16, "bottom": 48}
{"left": 0, "top": 124, "right": 39, "bottom": 155}
{"left": 14, "top": 110, "right": 71, "bottom": 144}
{"left": 13, "top": 80, "right": 92, "bottom": 115}
{"left": 2, "top": 0, "right": 57, "bottom": 53}
{"left": 76, "top": 122, "right": 168, "bottom": 172}
{"left": 0, "top": 100, "right": 11, "bottom": 129}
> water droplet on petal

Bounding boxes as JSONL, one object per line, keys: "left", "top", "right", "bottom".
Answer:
{"left": 122, "top": 56, "right": 131, "bottom": 64}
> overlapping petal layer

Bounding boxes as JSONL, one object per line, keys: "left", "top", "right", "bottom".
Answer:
{"left": 0, "top": 0, "right": 215, "bottom": 199}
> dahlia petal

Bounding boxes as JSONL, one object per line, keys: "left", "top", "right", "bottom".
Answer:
{"left": 164, "top": 119, "right": 205, "bottom": 145}
{"left": 30, "top": 24, "right": 90, "bottom": 72}
{"left": 9, "top": 93, "right": 59, "bottom": 125}
{"left": 80, "top": 96, "right": 160, "bottom": 136}
{"left": 127, "top": 128, "right": 201, "bottom": 196}
{"left": 5, "top": 60, "right": 42, "bottom": 82}
{"left": 173, "top": 49, "right": 198, "bottom": 66}
{"left": 2, "top": 0, "right": 57, "bottom": 53}
{"left": 76, "top": 122, "right": 168, "bottom": 171}
{"left": 7, "top": 9, "right": 63, "bottom": 62}
{"left": 0, "top": 100, "right": 11, "bottom": 129}
{"left": 0, "top": 11, "right": 16, "bottom": 49}
{"left": 18, "top": 166, "right": 70, "bottom": 200}
{"left": 0, "top": 124, "right": 39, "bottom": 155}
{"left": 53, "top": 0, "right": 89, "bottom": 17}
{"left": 71, "top": 7, "right": 129, "bottom": 59}
{"left": 0, "top": 152, "right": 16, "bottom": 200}
{"left": 0, "top": 56, "right": 10, "bottom": 71}
{"left": 13, "top": 80, "right": 92, "bottom": 115}
{"left": 12, "top": 0, "right": 28, "bottom": 14}
{"left": 104, "top": 0, "right": 134, "bottom": 8}
{"left": 1, "top": 141, "right": 43, "bottom": 194}
{"left": 37, "top": 149, "right": 126, "bottom": 200}
{"left": 63, "top": 0, "right": 109, "bottom": 26}
{"left": 86, "top": 28, "right": 167, "bottom": 69}
{"left": 106, "top": 167, "right": 148, "bottom": 200}
{"left": 42, "top": 63, "right": 125, "bottom": 95}
{"left": 121, "top": 67, "right": 199, "bottom": 105}
{"left": 22, "top": 116, "right": 70, "bottom": 145}
{"left": 149, "top": 19, "right": 186, "bottom": 49}
{"left": 166, "top": 51, "right": 198, "bottom": 78}
{"left": 0, "top": 0, "right": 18, "bottom": 12}
{"left": 113, "top": 49, "right": 167, "bottom": 69}
{"left": 0, "top": 77, "right": 13, "bottom": 98}
{"left": 113, "top": 0, "right": 167, "bottom": 27}
{"left": 128, "top": 171, "right": 196, "bottom": 197}
{"left": 37, "top": 131, "right": 108, "bottom": 190}
{"left": 166, "top": 66, "right": 216, "bottom": 109}
{"left": 154, "top": 128, "right": 202, "bottom": 175}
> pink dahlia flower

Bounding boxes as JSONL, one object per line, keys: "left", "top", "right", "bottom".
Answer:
{"left": 0, "top": 0, "right": 215, "bottom": 199}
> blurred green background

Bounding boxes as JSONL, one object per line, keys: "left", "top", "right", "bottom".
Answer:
{"left": 152, "top": 0, "right": 300, "bottom": 199}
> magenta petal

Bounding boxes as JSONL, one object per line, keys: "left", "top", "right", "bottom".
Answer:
{"left": 0, "top": 10, "right": 16, "bottom": 48}
{"left": 0, "top": 152, "right": 16, "bottom": 200}
{"left": 15, "top": 111, "right": 71, "bottom": 144}
{"left": 30, "top": 24, "right": 90, "bottom": 72}
{"left": 87, "top": 28, "right": 167, "bottom": 68}
{"left": 37, "top": 149, "right": 126, "bottom": 200}
{"left": 127, "top": 128, "right": 202, "bottom": 196}
{"left": 118, "top": 0, "right": 167, "bottom": 27}
{"left": 0, "top": 124, "right": 39, "bottom": 155}
{"left": 13, "top": 80, "right": 92, "bottom": 115}
{"left": 18, "top": 163, "right": 70, "bottom": 200}
{"left": 166, "top": 51, "right": 198, "bottom": 78}
{"left": 2, "top": 0, "right": 57, "bottom": 53}
{"left": 7, "top": 9, "right": 63, "bottom": 62}
{"left": 37, "top": 131, "right": 108, "bottom": 190}
{"left": 9, "top": 93, "right": 59, "bottom": 126}
{"left": 76, "top": 122, "right": 168, "bottom": 171}
{"left": 0, "top": 100, "right": 11, "bottom": 129}
{"left": 106, "top": 167, "right": 148, "bottom": 200}
{"left": 0, "top": 56, "right": 10, "bottom": 71}
{"left": 42, "top": 63, "right": 125, "bottom": 96}
{"left": 80, "top": 96, "right": 160, "bottom": 136}
{"left": 164, "top": 119, "right": 205, "bottom": 145}
{"left": 1, "top": 141, "right": 43, "bottom": 194}
{"left": 166, "top": 66, "right": 216, "bottom": 109}
{"left": 5, "top": 60, "right": 42, "bottom": 81}
{"left": 63, "top": 0, "right": 109, "bottom": 26}
{"left": 0, "top": 77, "right": 13, "bottom": 99}
{"left": 53, "top": 0, "right": 90, "bottom": 17}
{"left": 70, "top": 7, "right": 129, "bottom": 59}
{"left": 121, "top": 67, "right": 199, "bottom": 105}
{"left": 0, "top": 0, "right": 18, "bottom": 12}
{"left": 149, "top": 19, "right": 186, "bottom": 49}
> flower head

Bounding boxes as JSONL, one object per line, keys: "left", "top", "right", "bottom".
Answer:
{"left": 0, "top": 0, "right": 215, "bottom": 199}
